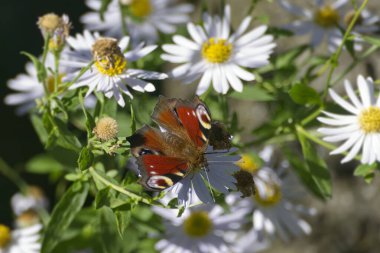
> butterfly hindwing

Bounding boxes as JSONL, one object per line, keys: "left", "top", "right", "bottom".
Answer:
{"left": 137, "top": 155, "right": 188, "bottom": 191}
{"left": 127, "top": 125, "right": 189, "bottom": 191}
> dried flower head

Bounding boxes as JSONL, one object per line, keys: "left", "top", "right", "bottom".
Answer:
{"left": 16, "top": 210, "right": 40, "bottom": 228}
{"left": 93, "top": 117, "right": 119, "bottom": 141}
{"left": 37, "top": 13, "right": 71, "bottom": 51}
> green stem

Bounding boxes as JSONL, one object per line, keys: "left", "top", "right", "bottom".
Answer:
{"left": 0, "top": 158, "right": 28, "bottom": 193}
{"left": 119, "top": 2, "right": 128, "bottom": 36}
{"left": 301, "top": 106, "right": 323, "bottom": 126}
{"left": 60, "top": 61, "right": 94, "bottom": 95}
{"left": 322, "top": 0, "right": 369, "bottom": 101}
{"left": 296, "top": 125, "right": 335, "bottom": 151}
{"left": 41, "top": 35, "right": 51, "bottom": 95}
{"left": 89, "top": 167, "right": 152, "bottom": 205}
{"left": 53, "top": 51, "right": 60, "bottom": 93}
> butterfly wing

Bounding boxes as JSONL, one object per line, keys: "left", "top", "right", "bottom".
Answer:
{"left": 127, "top": 125, "right": 189, "bottom": 191}
{"left": 152, "top": 96, "right": 212, "bottom": 148}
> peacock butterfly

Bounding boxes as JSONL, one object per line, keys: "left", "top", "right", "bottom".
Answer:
{"left": 127, "top": 96, "right": 231, "bottom": 191}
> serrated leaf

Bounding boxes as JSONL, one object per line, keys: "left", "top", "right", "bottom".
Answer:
{"left": 230, "top": 85, "right": 274, "bottom": 101}
{"left": 41, "top": 181, "right": 89, "bottom": 253}
{"left": 294, "top": 126, "right": 332, "bottom": 200}
{"left": 78, "top": 147, "right": 94, "bottom": 171}
{"left": 289, "top": 83, "right": 321, "bottom": 105}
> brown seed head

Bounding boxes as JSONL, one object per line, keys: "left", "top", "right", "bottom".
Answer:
{"left": 93, "top": 117, "right": 119, "bottom": 141}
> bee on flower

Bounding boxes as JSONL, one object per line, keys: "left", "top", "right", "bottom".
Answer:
{"left": 232, "top": 147, "right": 316, "bottom": 242}
{"left": 161, "top": 5, "right": 276, "bottom": 95}
{"left": 81, "top": 0, "right": 194, "bottom": 46}
{"left": 60, "top": 30, "right": 168, "bottom": 107}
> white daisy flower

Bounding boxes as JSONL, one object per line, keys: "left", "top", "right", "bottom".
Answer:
{"left": 166, "top": 147, "right": 240, "bottom": 207}
{"left": 161, "top": 5, "right": 276, "bottom": 95}
{"left": 81, "top": 0, "right": 194, "bottom": 46}
{"left": 279, "top": 0, "right": 350, "bottom": 52}
{"left": 4, "top": 52, "right": 96, "bottom": 115}
{"left": 153, "top": 202, "right": 247, "bottom": 253}
{"left": 0, "top": 223, "right": 42, "bottom": 253}
{"left": 233, "top": 147, "right": 316, "bottom": 242}
{"left": 345, "top": 8, "right": 380, "bottom": 35}
{"left": 61, "top": 30, "right": 167, "bottom": 107}
{"left": 318, "top": 75, "right": 380, "bottom": 164}
{"left": 11, "top": 186, "right": 49, "bottom": 216}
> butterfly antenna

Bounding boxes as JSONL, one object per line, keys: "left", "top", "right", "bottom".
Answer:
{"left": 203, "top": 168, "right": 215, "bottom": 202}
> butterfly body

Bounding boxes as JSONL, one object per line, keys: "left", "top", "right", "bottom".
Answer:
{"left": 127, "top": 96, "right": 212, "bottom": 191}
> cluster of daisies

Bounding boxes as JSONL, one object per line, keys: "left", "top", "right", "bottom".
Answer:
{"left": 3, "top": 0, "right": 380, "bottom": 252}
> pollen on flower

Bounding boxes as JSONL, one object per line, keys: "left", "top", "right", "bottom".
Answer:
{"left": 93, "top": 117, "right": 119, "bottom": 141}
{"left": 202, "top": 38, "right": 233, "bottom": 63}
{"left": 359, "top": 107, "right": 380, "bottom": 133}
{"left": 235, "top": 154, "right": 258, "bottom": 174}
{"left": 183, "top": 211, "right": 213, "bottom": 237}
{"left": 254, "top": 182, "right": 282, "bottom": 207}
{"left": 0, "top": 224, "right": 11, "bottom": 248}
{"left": 129, "top": 0, "right": 152, "bottom": 18}
{"left": 314, "top": 5, "right": 340, "bottom": 28}
{"left": 92, "top": 38, "right": 127, "bottom": 76}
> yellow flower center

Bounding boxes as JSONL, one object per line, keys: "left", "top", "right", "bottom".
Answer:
{"left": 359, "top": 107, "right": 380, "bottom": 133}
{"left": 202, "top": 38, "right": 232, "bottom": 63}
{"left": 95, "top": 55, "right": 127, "bottom": 76}
{"left": 0, "top": 224, "right": 11, "bottom": 248}
{"left": 254, "top": 181, "right": 282, "bottom": 207}
{"left": 183, "top": 211, "right": 213, "bottom": 237}
{"left": 130, "top": 0, "right": 152, "bottom": 18}
{"left": 314, "top": 5, "right": 340, "bottom": 28}
{"left": 236, "top": 154, "right": 258, "bottom": 174}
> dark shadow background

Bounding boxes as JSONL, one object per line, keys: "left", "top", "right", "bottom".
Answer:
{"left": 0, "top": 0, "right": 87, "bottom": 224}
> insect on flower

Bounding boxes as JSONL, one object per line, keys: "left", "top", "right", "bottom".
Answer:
{"left": 127, "top": 96, "right": 239, "bottom": 204}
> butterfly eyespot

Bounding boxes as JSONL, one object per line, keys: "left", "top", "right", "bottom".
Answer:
{"left": 147, "top": 175, "right": 174, "bottom": 189}
{"left": 139, "top": 148, "right": 160, "bottom": 156}
{"left": 196, "top": 105, "right": 211, "bottom": 130}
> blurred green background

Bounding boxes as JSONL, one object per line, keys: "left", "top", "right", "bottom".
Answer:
{"left": 0, "top": 0, "right": 87, "bottom": 225}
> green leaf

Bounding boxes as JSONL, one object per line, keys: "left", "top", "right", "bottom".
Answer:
{"left": 361, "top": 35, "right": 380, "bottom": 47}
{"left": 114, "top": 208, "right": 131, "bottom": 238}
{"left": 295, "top": 127, "right": 332, "bottom": 199}
{"left": 103, "top": 97, "right": 117, "bottom": 118}
{"left": 30, "top": 114, "right": 49, "bottom": 145}
{"left": 21, "top": 51, "right": 47, "bottom": 82}
{"left": 99, "top": 0, "right": 112, "bottom": 21}
{"left": 275, "top": 45, "right": 309, "bottom": 69}
{"left": 41, "top": 181, "right": 89, "bottom": 253}
{"left": 26, "top": 154, "right": 64, "bottom": 174}
{"left": 99, "top": 207, "right": 123, "bottom": 253}
{"left": 78, "top": 147, "right": 94, "bottom": 171}
{"left": 289, "top": 83, "right": 321, "bottom": 105}
{"left": 354, "top": 163, "right": 377, "bottom": 176}
{"left": 230, "top": 85, "right": 274, "bottom": 101}
{"left": 95, "top": 187, "right": 112, "bottom": 209}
